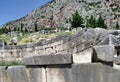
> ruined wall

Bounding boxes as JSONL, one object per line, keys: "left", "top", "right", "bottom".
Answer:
{"left": 0, "top": 53, "right": 120, "bottom": 82}
{"left": 0, "top": 28, "right": 120, "bottom": 82}
{"left": 0, "top": 28, "right": 110, "bottom": 61}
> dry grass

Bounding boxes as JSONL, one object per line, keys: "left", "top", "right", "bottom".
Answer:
{"left": 0, "top": 31, "right": 76, "bottom": 45}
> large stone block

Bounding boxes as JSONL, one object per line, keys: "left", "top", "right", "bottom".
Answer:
{"left": 23, "top": 54, "right": 72, "bottom": 65}
{"left": 0, "top": 66, "right": 9, "bottom": 82}
{"left": 7, "top": 66, "right": 28, "bottom": 82}
{"left": 109, "top": 34, "right": 120, "bottom": 47}
{"left": 72, "top": 63, "right": 120, "bottom": 82}
{"left": 26, "top": 66, "right": 46, "bottom": 82}
{"left": 46, "top": 65, "right": 73, "bottom": 82}
{"left": 93, "top": 45, "right": 115, "bottom": 62}
{"left": 73, "top": 48, "right": 93, "bottom": 63}
{"left": 72, "top": 63, "right": 102, "bottom": 82}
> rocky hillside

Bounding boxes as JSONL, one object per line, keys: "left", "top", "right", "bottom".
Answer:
{"left": 2, "top": 0, "right": 120, "bottom": 30}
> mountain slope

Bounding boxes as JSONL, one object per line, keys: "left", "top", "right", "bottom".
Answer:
{"left": 2, "top": 0, "right": 120, "bottom": 30}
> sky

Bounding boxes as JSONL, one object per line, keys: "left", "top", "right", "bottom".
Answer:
{"left": 0, "top": 0, "right": 51, "bottom": 25}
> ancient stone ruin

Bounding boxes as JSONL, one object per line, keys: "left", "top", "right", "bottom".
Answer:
{"left": 0, "top": 28, "right": 120, "bottom": 82}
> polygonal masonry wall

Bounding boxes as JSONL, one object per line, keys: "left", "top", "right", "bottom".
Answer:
{"left": 0, "top": 28, "right": 120, "bottom": 65}
{"left": 0, "top": 28, "right": 116, "bottom": 62}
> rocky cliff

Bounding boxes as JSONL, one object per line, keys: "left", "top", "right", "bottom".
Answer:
{"left": 2, "top": 0, "right": 120, "bottom": 30}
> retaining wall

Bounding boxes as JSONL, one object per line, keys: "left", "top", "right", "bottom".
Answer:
{"left": 0, "top": 28, "right": 109, "bottom": 61}
{"left": 0, "top": 61, "right": 120, "bottom": 82}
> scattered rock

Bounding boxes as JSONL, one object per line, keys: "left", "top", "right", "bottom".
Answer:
{"left": 93, "top": 45, "right": 115, "bottom": 62}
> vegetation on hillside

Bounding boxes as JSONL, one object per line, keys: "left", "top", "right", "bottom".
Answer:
{"left": 87, "top": 15, "right": 107, "bottom": 29}
{"left": 70, "top": 11, "right": 107, "bottom": 29}
{"left": 0, "top": 10, "right": 113, "bottom": 45}
{"left": 70, "top": 11, "right": 84, "bottom": 28}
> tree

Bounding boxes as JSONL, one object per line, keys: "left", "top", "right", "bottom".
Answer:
{"left": 87, "top": 15, "right": 96, "bottom": 28}
{"left": 70, "top": 11, "right": 84, "bottom": 28}
{"left": 96, "top": 16, "right": 107, "bottom": 29}
{"left": 34, "top": 21, "right": 38, "bottom": 32}
{"left": 17, "top": 27, "right": 20, "bottom": 32}
{"left": 14, "top": 27, "right": 17, "bottom": 32}
{"left": 2, "top": 27, "right": 8, "bottom": 33}
{"left": 24, "top": 27, "right": 28, "bottom": 33}
{"left": 8, "top": 27, "right": 11, "bottom": 32}
{"left": 20, "top": 23, "right": 24, "bottom": 32}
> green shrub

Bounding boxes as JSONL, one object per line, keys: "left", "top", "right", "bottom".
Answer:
{"left": 0, "top": 61, "right": 24, "bottom": 66}
{"left": 59, "top": 27, "right": 68, "bottom": 31}
{"left": 116, "top": 22, "right": 119, "bottom": 30}
{"left": 86, "top": 15, "right": 96, "bottom": 28}
{"left": 86, "top": 15, "right": 107, "bottom": 29}
{"left": 70, "top": 11, "right": 84, "bottom": 28}
{"left": 96, "top": 16, "right": 107, "bottom": 29}
{"left": 111, "top": 8, "right": 117, "bottom": 12}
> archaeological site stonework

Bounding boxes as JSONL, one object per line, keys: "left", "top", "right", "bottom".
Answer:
{"left": 0, "top": 28, "right": 120, "bottom": 82}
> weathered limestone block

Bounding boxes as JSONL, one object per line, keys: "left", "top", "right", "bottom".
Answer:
{"left": 109, "top": 34, "right": 120, "bottom": 47}
{"left": 114, "top": 56, "right": 120, "bottom": 65}
{"left": 72, "top": 63, "right": 102, "bottom": 82}
{"left": 95, "top": 28, "right": 109, "bottom": 44}
{"left": 72, "top": 63, "right": 120, "bottom": 82}
{"left": 23, "top": 54, "right": 72, "bottom": 65}
{"left": 73, "top": 48, "right": 93, "bottom": 63}
{"left": 0, "top": 66, "right": 9, "bottom": 82}
{"left": 46, "top": 65, "right": 73, "bottom": 82}
{"left": 7, "top": 66, "right": 28, "bottom": 82}
{"left": 98, "top": 36, "right": 109, "bottom": 45}
{"left": 113, "top": 64, "right": 120, "bottom": 70}
{"left": 108, "top": 30, "right": 120, "bottom": 35}
{"left": 93, "top": 45, "right": 115, "bottom": 62}
{"left": 26, "top": 67, "right": 46, "bottom": 82}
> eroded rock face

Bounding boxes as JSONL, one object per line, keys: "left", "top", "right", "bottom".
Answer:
{"left": 2, "top": 0, "right": 120, "bottom": 29}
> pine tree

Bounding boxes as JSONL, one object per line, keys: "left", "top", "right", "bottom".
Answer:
{"left": 24, "top": 27, "right": 28, "bottom": 33}
{"left": 34, "top": 22, "right": 38, "bottom": 32}
{"left": 20, "top": 24, "right": 24, "bottom": 32}
{"left": 70, "top": 11, "right": 84, "bottom": 28}
{"left": 14, "top": 27, "right": 17, "bottom": 32}
{"left": 87, "top": 15, "right": 96, "bottom": 28}
{"left": 17, "top": 27, "right": 20, "bottom": 32}
{"left": 8, "top": 27, "right": 11, "bottom": 32}
{"left": 96, "top": 16, "right": 107, "bottom": 29}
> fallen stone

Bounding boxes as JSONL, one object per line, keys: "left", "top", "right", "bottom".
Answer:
{"left": 109, "top": 34, "right": 120, "bottom": 47}
{"left": 23, "top": 54, "right": 72, "bottom": 65}
{"left": 98, "top": 36, "right": 109, "bottom": 45}
{"left": 93, "top": 45, "right": 115, "bottom": 62}
{"left": 0, "top": 66, "right": 9, "bottom": 82}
